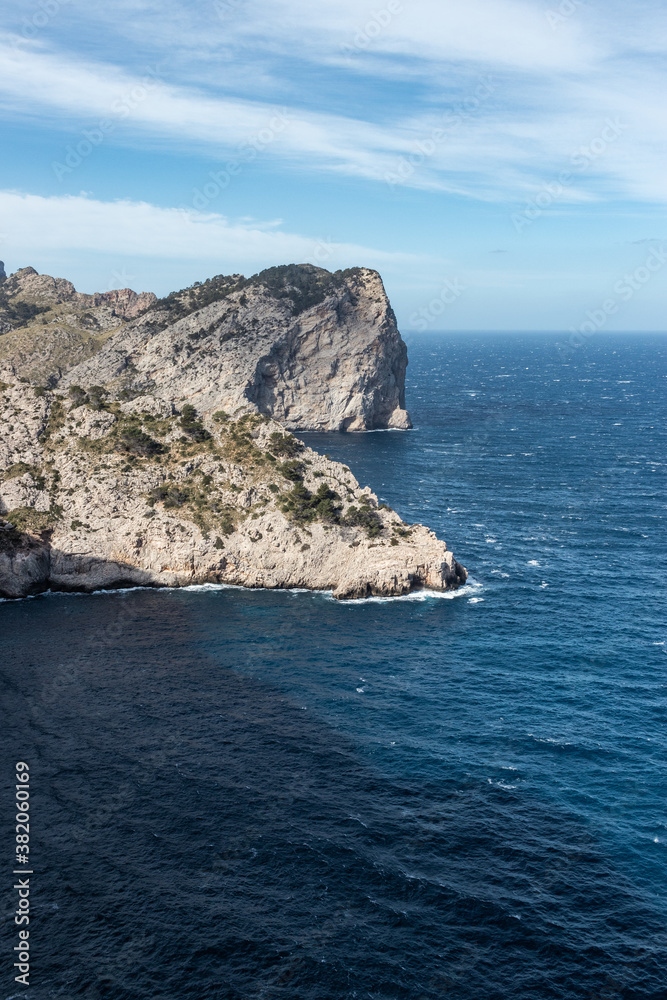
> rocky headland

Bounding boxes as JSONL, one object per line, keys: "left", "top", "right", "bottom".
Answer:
{"left": 0, "top": 262, "right": 466, "bottom": 600}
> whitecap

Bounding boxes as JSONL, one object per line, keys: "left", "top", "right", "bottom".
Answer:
{"left": 529, "top": 734, "right": 574, "bottom": 746}
{"left": 335, "top": 581, "right": 482, "bottom": 605}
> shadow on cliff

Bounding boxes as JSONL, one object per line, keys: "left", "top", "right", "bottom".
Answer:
{"left": 0, "top": 528, "right": 167, "bottom": 600}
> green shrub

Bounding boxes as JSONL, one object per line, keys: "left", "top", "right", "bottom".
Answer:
{"left": 118, "top": 427, "right": 165, "bottom": 458}
{"left": 68, "top": 385, "right": 88, "bottom": 406}
{"left": 179, "top": 404, "right": 212, "bottom": 442}
{"left": 41, "top": 398, "right": 65, "bottom": 440}
{"left": 4, "top": 507, "right": 54, "bottom": 535}
{"left": 342, "top": 504, "right": 383, "bottom": 538}
{"left": 153, "top": 274, "right": 248, "bottom": 320}
{"left": 3, "top": 299, "right": 50, "bottom": 327}
{"left": 219, "top": 515, "right": 235, "bottom": 535}
{"left": 87, "top": 385, "right": 107, "bottom": 411}
{"left": 268, "top": 431, "right": 302, "bottom": 458}
{"left": 280, "top": 482, "right": 341, "bottom": 524}
{"left": 277, "top": 459, "right": 305, "bottom": 482}
{"left": 149, "top": 484, "right": 190, "bottom": 508}
{"left": 248, "top": 264, "right": 362, "bottom": 316}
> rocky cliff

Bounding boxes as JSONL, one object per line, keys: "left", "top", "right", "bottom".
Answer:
{"left": 0, "top": 263, "right": 467, "bottom": 600}
{"left": 1, "top": 263, "right": 410, "bottom": 432}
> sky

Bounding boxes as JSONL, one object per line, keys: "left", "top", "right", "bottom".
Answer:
{"left": 0, "top": 0, "right": 665, "bottom": 330}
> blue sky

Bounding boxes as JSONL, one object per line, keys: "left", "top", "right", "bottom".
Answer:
{"left": 0, "top": 0, "right": 665, "bottom": 329}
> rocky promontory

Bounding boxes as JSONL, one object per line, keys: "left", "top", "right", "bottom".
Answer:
{"left": 0, "top": 263, "right": 466, "bottom": 600}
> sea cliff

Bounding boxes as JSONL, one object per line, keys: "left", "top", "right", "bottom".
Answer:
{"left": 0, "top": 263, "right": 466, "bottom": 600}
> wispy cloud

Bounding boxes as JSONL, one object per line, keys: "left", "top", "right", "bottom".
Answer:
{"left": 0, "top": 189, "right": 437, "bottom": 270}
{"left": 0, "top": 0, "right": 665, "bottom": 328}
{"left": 1, "top": 28, "right": 665, "bottom": 203}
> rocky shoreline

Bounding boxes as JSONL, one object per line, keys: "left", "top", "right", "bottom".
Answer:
{"left": 0, "top": 263, "right": 467, "bottom": 600}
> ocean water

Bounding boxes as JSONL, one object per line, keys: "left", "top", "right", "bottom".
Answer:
{"left": 1, "top": 332, "right": 666, "bottom": 1000}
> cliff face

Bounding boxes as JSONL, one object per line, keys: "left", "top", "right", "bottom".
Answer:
{"left": 60, "top": 264, "right": 412, "bottom": 432}
{"left": 0, "top": 266, "right": 158, "bottom": 382}
{"left": 0, "top": 379, "right": 466, "bottom": 601}
{"left": 0, "top": 262, "right": 467, "bottom": 601}
{"left": 1, "top": 264, "right": 411, "bottom": 432}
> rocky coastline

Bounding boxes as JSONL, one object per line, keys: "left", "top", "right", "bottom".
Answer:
{"left": 0, "top": 263, "right": 467, "bottom": 600}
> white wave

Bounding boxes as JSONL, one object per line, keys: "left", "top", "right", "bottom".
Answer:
{"left": 2, "top": 576, "right": 485, "bottom": 608}
{"left": 528, "top": 734, "right": 574, "bottom": 746}
{"left": 361, "top": 427, "right": 408, "bottom": 433}
{"left": 334, "top": 580, "right": 482, "bottom": 605}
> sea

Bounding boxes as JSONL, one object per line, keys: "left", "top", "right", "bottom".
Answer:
{"left": 1, "top": 332, "right": 665, "bottom": 1000}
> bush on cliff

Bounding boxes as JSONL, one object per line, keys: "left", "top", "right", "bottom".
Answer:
{"left": 118, "top": 426, "right": 166, "bottom": 458}
{"left": 179, "top": 404, "right": 212, "bottom": 442}
{"left": 341, "top": 501, "right": 383, "bottom": 538}
{"left": 268, "top": 431, "right": 302, "bottom": 458}
{"left": 280, "top": 481, "right": 341, "bottom": 524}
{"left": 248, "top": 264, "right": 362, "bottom": 316}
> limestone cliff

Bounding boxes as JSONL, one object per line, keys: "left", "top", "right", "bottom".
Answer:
{"left": 0, "top": 266, "right": 158, "bottom": 381}
{"left": 1, "top": 263, "right": 410, "bottom": 432}
{"left": 0, "top": 262, "right": 467, "bottom": 600}
{"left": 0, "top": 379, "right": 466, "bottom": 600}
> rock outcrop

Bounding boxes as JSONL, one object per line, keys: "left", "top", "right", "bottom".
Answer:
{"left": 0, "top": 262, "right": 467, "bottom": 600}
{"left": 0, "top": 266, "right": 158, "bottom": 381}
{"left": 1, "top": 264, "right": 410, "bottom": 431}
{"left": 0, "top": 378, "right": 466, "bottom": 600}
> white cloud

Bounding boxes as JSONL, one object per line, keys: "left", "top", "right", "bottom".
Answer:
{"left": 0, "top": 0, "right": 665, "bottom": 204}
{"left": 50, "top": 0, "right": 599, "bottom": 74}
{"left": 238, "top": 0, "right": 600, "bottom": 72}
{"left": 0, "top": 189, "right": 436, "bottom": 271}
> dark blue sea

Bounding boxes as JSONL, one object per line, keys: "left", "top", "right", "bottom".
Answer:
{"left": 1, "top": 333, "right": 666, "bottom": 1000}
